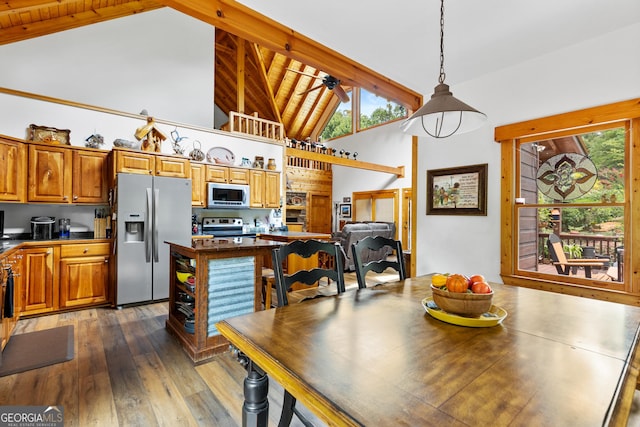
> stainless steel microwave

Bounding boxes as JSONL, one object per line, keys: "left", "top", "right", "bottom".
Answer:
{"left": 207, "top": 182, "right": 250, "bottom": 209}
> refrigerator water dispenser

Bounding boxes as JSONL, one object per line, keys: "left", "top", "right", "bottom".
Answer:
{"left": 124, "top": 221, "right": 144, "bottom": 242}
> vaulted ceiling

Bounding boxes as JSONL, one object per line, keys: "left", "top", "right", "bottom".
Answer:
{"left": 0, "top": 0, "right": 417, "bottom": 141}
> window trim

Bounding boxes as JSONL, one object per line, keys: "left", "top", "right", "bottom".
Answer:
{"left": 495, "top": 98, "right": 640, "bottom": 305}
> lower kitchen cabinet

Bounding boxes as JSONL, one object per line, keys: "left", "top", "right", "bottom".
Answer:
{"left": 59, "top": 243, "right": 110, "bottom": 308}
{"left": 13, "top": 241, "right": 111, "bottom": 317}
{"left": 21, "top": 246, "right": 56, "bottom": 316}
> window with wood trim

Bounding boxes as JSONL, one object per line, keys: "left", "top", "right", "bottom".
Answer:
{"left": 516, "top": 123, "right": 626, "bottom": 289}
{"left": 321, "top": 88, "right": 407, "bottom": 141}
{"left": 496, "top": 99, "right": 640, "bottom": 304}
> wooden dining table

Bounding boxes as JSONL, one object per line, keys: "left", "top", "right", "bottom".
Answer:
{"left": 216, "top": 274, "right": 640, "bottom": 426}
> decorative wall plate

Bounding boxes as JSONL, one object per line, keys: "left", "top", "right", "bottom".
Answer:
{"left": 536, "top": 153, "right": 597, "bottom": 201}
{"left": 206, "top": 147, "right": 235, "bottom": 165}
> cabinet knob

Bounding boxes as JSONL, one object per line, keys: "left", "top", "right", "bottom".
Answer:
{"left": 104, "top": 258, "right": 109, "bottom": 263}
{"left": 63, "top": 195, "right": 68, "bottom": 200}
{"left": 73, "top": 195, "right": 78, "bottom": 200}
{"left": 83, "top": 248, "right": 89, "bottom": 253}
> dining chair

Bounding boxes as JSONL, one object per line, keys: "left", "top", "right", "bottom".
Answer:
{"left": 351, "top": 235, "right": 406, "bottom": 289}
{"left": 272, "top": 239, "right": 346, "bottom": 307}
{"left": 547, "top": 233, "right": 606, "bottom": 278}
{"left": 271, "top": 239, "right": 345, "bottom": 426}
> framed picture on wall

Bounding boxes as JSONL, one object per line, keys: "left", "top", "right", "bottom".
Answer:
{"left": 426, "top": 163, "right": 487, "bottom": 216}
{"left": 340, "top": 203, "right": 352, "bottom": 218}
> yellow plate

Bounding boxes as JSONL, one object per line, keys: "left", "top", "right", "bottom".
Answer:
{"left": 422, "top": 297, "right": 507, "bottom": 327}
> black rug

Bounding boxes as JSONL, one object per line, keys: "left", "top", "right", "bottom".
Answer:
{"left": 0, "top": 325, "right": 74, "bottom": 377}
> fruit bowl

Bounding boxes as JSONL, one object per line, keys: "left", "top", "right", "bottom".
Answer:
{"left": 430, "top": 284, "right": 493, "bottom": 317}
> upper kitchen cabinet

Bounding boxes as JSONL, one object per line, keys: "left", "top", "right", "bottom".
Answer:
{"left": 155, "top": 154, "right": 190, "bottom": 178}
{"left": 112, "top": 148, "right": 155, "bottom": 176}
{"left": 250, "top": 170, "right": 280, "bottom": 208}
{"left": 0, "top": 136, "right": 27, "bottom": 202}
{"left": 28, "top": 143, "right": 73, "bottom": 203}
{"left": 111, "top": 148, "right": 189, "bottom": 178}
{"left": 28, "top": 143, "right": 108, "bottom": 204}
{"left": 206, "top": 165, "right": 250, "bottom": 184}
{"left": 190, "top": 162, "right": 206, "bottom": 207}
{"left": 72, "top": 149, "right": 109, "bottom": 203}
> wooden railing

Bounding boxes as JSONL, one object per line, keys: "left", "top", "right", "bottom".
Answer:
{"left": 228, "top": 111, "right": 284, "bottom": 142}
{"left": 538, "top": 232, "right": 623, "bottom": 262}
{"left": 285, "top": 147, "right": 405, "bottom": 177}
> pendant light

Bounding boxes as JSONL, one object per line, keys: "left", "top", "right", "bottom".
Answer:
{"left": 401, "top": 0, "right": 486, "bottom": 138}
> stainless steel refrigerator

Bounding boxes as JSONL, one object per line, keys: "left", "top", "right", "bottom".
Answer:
{"left": 116, "top": 173, "right": 192, "bottom": 305}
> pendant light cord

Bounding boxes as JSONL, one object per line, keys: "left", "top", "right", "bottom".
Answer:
{"left": 438, "top": 0, "right": 446, "bottom": 84}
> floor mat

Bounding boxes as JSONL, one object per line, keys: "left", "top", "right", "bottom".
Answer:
{"left": 0, "top": 325, "right": 74, "bottom": 377}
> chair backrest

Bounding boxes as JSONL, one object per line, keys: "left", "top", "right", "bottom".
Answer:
{"left": 351, "top": 235, "right": 406, "bottom": 289}
{"left": 547, "top": 233, "right": 569, "bottom": 264}
{"left": 272, "top": 239, "right": 345, "bottom": 307}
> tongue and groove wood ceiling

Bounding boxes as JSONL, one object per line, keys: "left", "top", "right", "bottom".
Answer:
{"left": 0, "top": 0, "right": 420, "bottom": 141}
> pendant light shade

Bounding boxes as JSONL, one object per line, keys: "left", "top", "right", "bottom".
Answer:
{"left": 401, "top": 0, "right": 486, "bottom": 138}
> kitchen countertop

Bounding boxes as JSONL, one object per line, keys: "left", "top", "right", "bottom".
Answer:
{"left": 167, "top": 236, "right": 281, "bottom": 253}
{"left": 0, "top": 234, "right": 112, "bottom": 255}
{"left": 256, "top": 231, "right": 332, "bottom": 242}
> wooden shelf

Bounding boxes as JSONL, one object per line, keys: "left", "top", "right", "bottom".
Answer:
{"left": 285, "top": 147, "right": 405, "bottom": 177}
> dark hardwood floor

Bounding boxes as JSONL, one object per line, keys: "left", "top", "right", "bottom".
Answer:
{"left": 0, "top": 302, "right": 325, "bottom": 426}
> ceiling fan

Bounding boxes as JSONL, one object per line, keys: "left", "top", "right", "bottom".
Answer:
{"left": 287, "top": 68, "right": 350, "bottom": 103}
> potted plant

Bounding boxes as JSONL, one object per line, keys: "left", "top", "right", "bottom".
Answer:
{"left": 563, "top": 243, "right": 583, "bottom": 274}
{"left": 563, "top": 243, "right": 583, "bottom": 259}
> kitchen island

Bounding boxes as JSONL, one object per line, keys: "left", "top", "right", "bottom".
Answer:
{"left": 165, "top": 237, "right": 280, "bottom": 363}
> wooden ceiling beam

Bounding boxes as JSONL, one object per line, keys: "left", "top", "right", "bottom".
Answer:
{"left": 157, "top": 0, "right": 422, "bottom": 111}
{"left": 0, "top": 0, "right": 163, "bottom": 45}
{"left": 236, "top": 35, "right": 245, "bottom": 113}
{"left": 250, "top": 42, "right": 284, "bottom": 128}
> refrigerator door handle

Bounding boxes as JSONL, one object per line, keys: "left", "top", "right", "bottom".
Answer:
{"left": 145, "top": 188, "right": 152, "bottom": 263}
{"left": 153, "top": 188, "right": 160, "bottom": 262}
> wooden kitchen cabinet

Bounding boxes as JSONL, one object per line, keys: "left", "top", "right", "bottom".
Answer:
{"left": 0, "top": 137, "right": 27, "bottom": 202}
{"left": 264, "top": 171, "right": 281, "bottom": 208}
{"left": 190, "top": 162, "right": 206, "bottom": 207}
{"left": 228, "top": 167, "right": 250, "bottom": 184}
{"left": 59, "top": 243, "right": 110, "bottom": 308}
{"left": 72, "top": 149, "right": 109, "bottom": 203}
{"left": 28, "top": 143, "right": 108, "bottom": 204}
{"left": 112, "top": 148, "right": 155, "bottom": 175}
{"left": 155, "top": 155, "right": 190, "bottom": 178}
{"left": 28, "top": 144, "right": 73, "bottom": 203}
{"left": 205, "top": 165, "right": 250, "bottom": 184}
{"left": 21, "top": 246, "right": 57, "bottom": 316}
{"left": 249, "top": 170, "right": 280, "bottom": 208}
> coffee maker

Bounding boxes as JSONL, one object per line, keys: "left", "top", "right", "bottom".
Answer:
{"left": 30, "top": 216, "right": 55, "bottom": 240}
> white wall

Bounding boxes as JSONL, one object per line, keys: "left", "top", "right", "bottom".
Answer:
{"left": 0, "top": 8, "right": 215, "bottom": 129}
{"left": 413, "top": 23, "right": 640, "bottom": 282}
{"left": 329, "top": 123, "right": 412, "bottom": 220}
